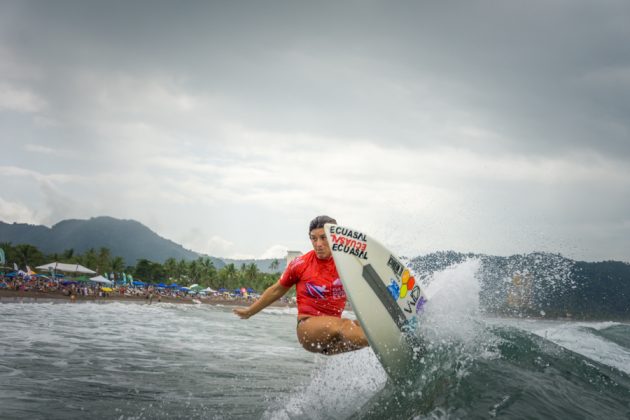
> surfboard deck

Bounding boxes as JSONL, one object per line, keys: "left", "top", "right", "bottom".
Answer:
{"left": 325, "top": 223, "right": 427, "bottom": 381}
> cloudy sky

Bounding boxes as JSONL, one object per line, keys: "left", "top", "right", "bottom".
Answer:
{"left": 1, "top": 1, "right": 629, "bottom": 262}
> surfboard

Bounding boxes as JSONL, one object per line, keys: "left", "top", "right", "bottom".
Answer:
{"left": 324, "top": 223, "right": 427, "bottom": 381}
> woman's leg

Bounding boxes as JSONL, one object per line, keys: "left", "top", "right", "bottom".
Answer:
{"left": 297, "top": 316, "right": 369, "bottom": 355}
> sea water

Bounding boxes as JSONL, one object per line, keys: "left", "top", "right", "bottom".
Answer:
{"left": 1, "top": 261, "right": 629, "bottom": 419}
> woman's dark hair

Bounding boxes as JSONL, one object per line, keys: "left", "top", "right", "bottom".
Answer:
{"left": 309, "top": 215, "right": 337, "bottom": 232}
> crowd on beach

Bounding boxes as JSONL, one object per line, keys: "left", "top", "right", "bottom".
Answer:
{"left": 0, "top": 273, "right": 295, "bottom": 307}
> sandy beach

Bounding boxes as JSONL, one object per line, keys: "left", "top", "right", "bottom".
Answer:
{"left": 0, "top": 288, "right": 294, "bottom": 308}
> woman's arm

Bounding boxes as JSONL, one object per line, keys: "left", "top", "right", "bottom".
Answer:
{"left": 233, "top": 281, "right": 291, "bottom": 319}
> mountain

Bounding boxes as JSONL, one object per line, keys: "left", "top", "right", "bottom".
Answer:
{"left": 408, "top": 251, "right": 630, "bottom": 320}
{"left": 0, "top": 216, "right": 213, "bottom": 267}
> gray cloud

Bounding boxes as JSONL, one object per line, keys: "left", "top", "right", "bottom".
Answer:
{"left": 1, "top": 0, "right": 629, "bottom": 261}
{"left": 3, "top": 1, "right": 628, "bottom": 158}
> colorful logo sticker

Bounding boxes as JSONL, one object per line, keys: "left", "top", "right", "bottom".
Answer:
{"left": 387, "top": 280, "right": 400, "bottom": 300}
{"left": 399, "top": 269, "right": 415, "bottom": 298}
{"left": 415, "top": 296, "right": 427, "bottom": 313}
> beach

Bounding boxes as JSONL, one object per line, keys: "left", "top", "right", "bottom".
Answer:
{"left": 0, "top": 288, "right": 294, "bottom": 308}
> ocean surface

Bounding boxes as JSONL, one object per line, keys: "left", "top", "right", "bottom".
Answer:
{"left": 1, "top": 260, "right": 629, "bottom": 419}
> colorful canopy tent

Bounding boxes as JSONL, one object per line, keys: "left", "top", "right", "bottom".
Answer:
{"left": 36, "top": 262, "right": 96, "bottom": 275}
{"left": 90, "top": 275, "right": 112, "bottom": 285}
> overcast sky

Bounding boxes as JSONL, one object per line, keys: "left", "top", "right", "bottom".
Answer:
{"left": 1, "top": 1, "right": 629, "bottom": 262}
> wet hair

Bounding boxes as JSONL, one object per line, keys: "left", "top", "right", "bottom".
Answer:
{"left": 309, "top": 215, "right": 337, "bottom": 232}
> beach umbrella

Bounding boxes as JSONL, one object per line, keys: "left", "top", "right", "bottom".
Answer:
{"left": 189, "top": 284, "right": 203, "bottom": 292}
{"left": 132, "top": 281, "right": 145, "bottom": 286}
{"left": 101, "top": 287, "right": 113, "bottom": 292}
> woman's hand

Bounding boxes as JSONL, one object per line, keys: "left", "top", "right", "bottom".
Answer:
{"left": 233, "top": 307, "right": 252, "bottom": 319}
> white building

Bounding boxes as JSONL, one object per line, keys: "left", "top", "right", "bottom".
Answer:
{"left": 286, "top": 250, "right": 302, "bottom": 265}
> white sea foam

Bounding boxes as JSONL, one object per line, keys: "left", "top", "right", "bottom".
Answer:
{"left": 265, "top": 348, "right": 387, "bottom": 420}
{"left": 508, "top": 319, "right": 630, "bottom": 375}
{"left": 418, "top": 259, "right": 495, "bottom": 352}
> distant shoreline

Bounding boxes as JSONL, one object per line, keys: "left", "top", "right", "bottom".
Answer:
{"left": 0, "top": 289, "right": 295, "bottom": 309}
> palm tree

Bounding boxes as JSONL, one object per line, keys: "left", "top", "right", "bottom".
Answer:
{"left": 189, "top": 259, "right": 200, "bottom": 283}
{"left": 97, "top": 247, "right": 111, "bottom": 273}
{"left": 164, "top": 258, "right": 177, "bottom": 280}
{"left": 62, "top": 248, "right": 75, "bottom": 260}
{"left": 198, "top": 257, "right": 217, "bottom": 287}
{"left": 221, "top": 263, "right": 238, "bottom": 289}
{"left": 13, "top": 244, "right": 44, "bottom": 268}
{"left": 111, "top": 256, "right": 125, "bottom": 278}
{"left": 80, "top": 248, "right": 98, "bottom": 271}
{"left": 176, "top": 259, "right": 188, "bottom": 282}
{"left": 244, "top": 263, "right": 259, "bottom": 285}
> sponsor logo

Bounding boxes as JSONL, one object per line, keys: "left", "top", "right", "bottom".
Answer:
{"left": 387, "top": 280, "right": 400, "bottom": 300}
{"left": 329, "top": 226, "right": 367, "bottom": 241}
{"left": 332, "top": 278, "right": 346, "bottom": 298}
{"left": 387, "top": 255, "right": 404, "bottom": 279}
{"left": 305, "top": 282, "right": 327, "bottom": 299}
{"left": 399, "top": 269, "right": 415, "bottom": 298}
{"left": 415, "top": 295, "right": 427, "bottom": 313}
{"left": 387, "top": 268, "right": 425, "bottom": 315}
{"left": 329, "top": 226, "right": 368, "bottom": 260}
{"left": 403, "top": 283, "right": 425, "bottom": 315}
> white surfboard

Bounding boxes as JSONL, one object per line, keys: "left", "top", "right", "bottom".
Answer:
{"left": 325, "top": 223, "right": 427, "bottom": 380}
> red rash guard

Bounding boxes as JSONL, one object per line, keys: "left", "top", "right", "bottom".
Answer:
{"left": 279, "top": 250, "right": 347, "bottom": 317}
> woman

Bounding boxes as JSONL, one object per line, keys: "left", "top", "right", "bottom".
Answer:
{"left": 233, "top": 215, "right": 369, "bottom": 355}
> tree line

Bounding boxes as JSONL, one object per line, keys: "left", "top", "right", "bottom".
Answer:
{"left": 0, "top": 242, "right": 282, "bottom": 293}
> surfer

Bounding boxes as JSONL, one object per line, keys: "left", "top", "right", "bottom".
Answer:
{"left": 233, "top": 215, "right": 369, "bottom": 355}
